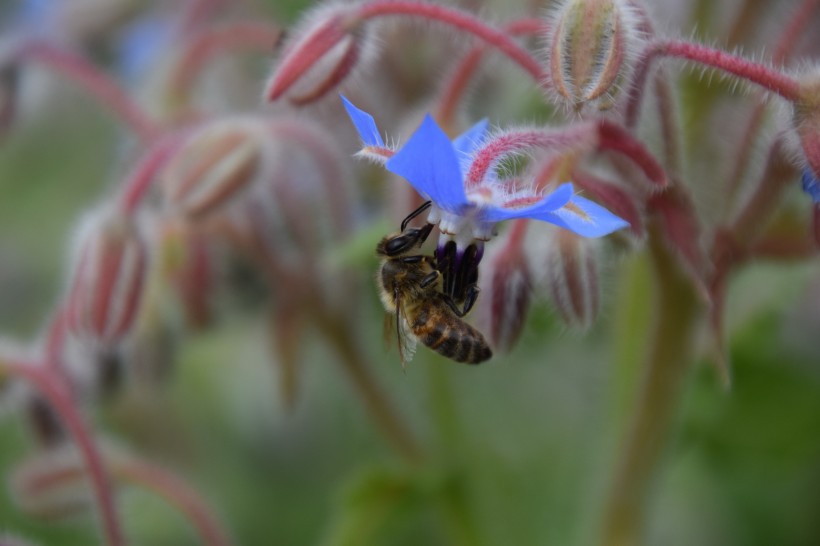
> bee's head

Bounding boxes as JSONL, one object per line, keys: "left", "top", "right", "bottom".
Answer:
{"left": 376, "top": 223, "right": 434, "bottom": 257}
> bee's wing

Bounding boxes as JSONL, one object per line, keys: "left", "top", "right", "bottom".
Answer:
{"left": 395, "top": 293, "right": 417, "bottom": 369}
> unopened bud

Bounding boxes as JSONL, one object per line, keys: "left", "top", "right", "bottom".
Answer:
{"left": 10, "top": 444, "right": 96, "bottom": 519}
{"left": 66, "top": 206, "right": 148, "bottom": 345}
{"left": 542, "top": 227, "right": 601, "bottom": 328}
{"left": 486, "top": 228, "right": 532, "bottom": 352}
{"left": 160, "top": 118, "right": 265, "bottom": 219}
{"left": 159, "top": 220, "right": 214, "bottom": 329}
{"left": 546, "top": 0, "right": 642, "bottom": 110}
{"left": 264, "top": 4, "right": 378, "bottom": 105}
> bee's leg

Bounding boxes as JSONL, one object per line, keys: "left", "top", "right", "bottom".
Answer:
{"left": 453, "top": 244, "right": 479, "bottom": 303}
{"left": 400, "top": 201, "right": 432, "bottom": 232}
{"left": 415, "top": 223, "right": 434, "bottom": 247}
{"left": 419, "top": 270, "right": 440, "bottom": 288}
{"left": 400, "top": 254, "right": 424, "bottom": 263}
{"left": 436, "top": 240, "right": 457, "bottom": 298}
{"left": 461, "top": 284, "right": 480, "bottom": 315}
{"left": 441, "top": 284, "right": 479, "bottom": 318}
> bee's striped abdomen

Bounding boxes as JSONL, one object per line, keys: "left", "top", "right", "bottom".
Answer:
{"left": 411, "top": 303, "right": 492, "bottom": 364}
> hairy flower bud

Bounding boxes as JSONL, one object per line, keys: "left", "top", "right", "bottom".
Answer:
{"left": 485, "top": 225, "right": 532, "bottom": 352}
{"left": 159, "top": 118, "right": 266, "bottom": 219}
{"left": 265, "top": 3, "right": 378, "bottom": 106}
{"left": 65, "top": 206, "right": 148, "bottom": 345}
{"left": 540, "top": 227, "right": 601, "bottom": 328}
{"left": 10, "top": 444, "right": 97, "bottom": 519}
{"left": 159, "top": 220, "right": 214, "bottom": 329}
{"left": 546, "top": 0, "right": 642, "bottom": 110}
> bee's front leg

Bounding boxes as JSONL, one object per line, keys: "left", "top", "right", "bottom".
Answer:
{"left": 441, "top": 285, "right": 479, "bottom": 318}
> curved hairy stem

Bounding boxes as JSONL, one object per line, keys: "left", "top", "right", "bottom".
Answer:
{"left": 0, "top": 361, "right": 124, "bottom": 546}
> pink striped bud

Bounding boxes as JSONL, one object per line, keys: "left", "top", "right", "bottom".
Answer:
{"left": 10, "top": 444, "right": 97, "bottom": 519}
{"left": 541, "top": 227, "right": 601, "bottom": 328}
{"left": 546, "top": 0, "right": 642, "bottom": 110}
{"left": 159, "top": 118, "right": 266, "bottom": 219}
{"left": 486, "top": 227, "right": 532, "bottom": 352}
{"left": 265, "top": 4, "right": 378, "bottom": 106}
{"left": 66, "top": 206, "right": 147, "bottom": 345}
{"left": 159, "top": 220, "right": 213, "bottom": 330}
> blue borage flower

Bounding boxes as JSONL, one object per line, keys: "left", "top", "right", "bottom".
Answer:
{"left": 802, "top": 169, "right": 820, "bottom": 203}
{"left": 341, "top": 96, "right": 628, "bottom": 249}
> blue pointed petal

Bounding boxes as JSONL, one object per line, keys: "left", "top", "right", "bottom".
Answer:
{"left": 478, "top": 183, "right": 574, "bottom": 223}
{"left": 341, "top": 95, "right": 385, "bottom": 147}
{"left": 386, "top": 115, "right": 469, "bottom": 212}
{"left": 537, "top": 195, "right": 629, "bottom": 237}
{"left": 802, "top": 169, "right": 820, "bottom": 203}
{"left": 452, "top": 119, "right": 489, "bottom": 157}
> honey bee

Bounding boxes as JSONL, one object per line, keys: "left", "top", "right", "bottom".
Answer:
{"left": 376, "top": 201, "right": 492, "bottom": 366}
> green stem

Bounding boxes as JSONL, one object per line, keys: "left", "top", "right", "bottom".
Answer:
{"left": 318, "top": 315, "right": 424, "bottom": 464}
{"left": 599, "top": 226, "right": 704, "bottom": 546}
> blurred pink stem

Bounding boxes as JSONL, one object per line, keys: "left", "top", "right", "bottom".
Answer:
{"left": 354, "top": 1, "right": 546, "bottom": 83}
{"left": 12, "top": 41, "right": 159, "bottom": 142}
{"left": 169, "top": 22, "right": 282, "bottom": 106}
{"left": 0, "top": 360, "right": 123, "bottom": 546}
{"left": 435, "top": 18, "right": 545, "bottom": 129}
{"left": 119, "top": 131, "right": 188, "bottom": 214}
{"left": 115, "top": 458, "right": 233, "bottom": 546}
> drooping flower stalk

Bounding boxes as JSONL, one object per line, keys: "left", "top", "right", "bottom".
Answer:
{"left": 725, "top": 0, "right": 819, "bottom": 200}
{"left": 0, "top": 360, "right": 123, "bottom": 546}
{"left": 10, "top": 41, "right": 160, "bottom": 142}
{"left": 352, "top": 0, "right": 547, "bottom": 83}
{"left": 626, "top": 39, "right": 802, "bottom": 127}
{"left": 168, "top": 22, "right": 282, "bottom": 109}
{"left": 267, "top": 1, "right": 549, "bottom": 105}
{"left": 114, "top": 458, "right": 233, "bottom": 546}
{"left": 119, "top": 132, "right": 188, "bottom": 215}
{"left": 464, "top": 125, "right": 595, "bottom": 189}
{"left": 465, "top": 121, "right": 666, "bottom": 190}
{"left": 435, "top": 18, "right": 546, "bottom": 129}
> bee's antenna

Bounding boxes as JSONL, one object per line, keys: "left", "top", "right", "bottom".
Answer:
{"left": 400, "top": 201, "right": 432, "bottom": 232}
